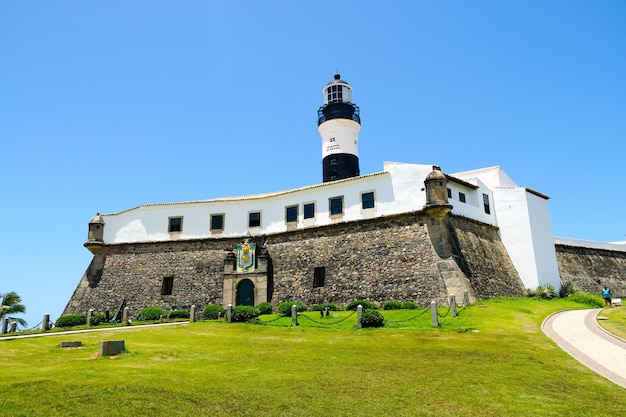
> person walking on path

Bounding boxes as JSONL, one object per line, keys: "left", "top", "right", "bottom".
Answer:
{"left": 603, "top": 286, "right": 612, "bottom": 307}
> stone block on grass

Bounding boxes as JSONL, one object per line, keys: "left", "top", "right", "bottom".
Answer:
{"left": 99, "top": 340, "right": 125, "bottom": 356}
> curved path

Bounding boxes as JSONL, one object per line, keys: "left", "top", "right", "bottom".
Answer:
{"left": 542, "top": 308, "right": 626, "bottom": 388}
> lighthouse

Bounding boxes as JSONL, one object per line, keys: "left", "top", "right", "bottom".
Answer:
{"left": 317, "top": 74, "right": 361, "bottom": 182}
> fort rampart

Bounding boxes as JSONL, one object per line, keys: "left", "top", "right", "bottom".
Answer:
{"left": 63, "top": 212, "right": 526, "bottom": 317}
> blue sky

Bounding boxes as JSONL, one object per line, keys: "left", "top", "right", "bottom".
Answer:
{"left": 1, "top": 1, "right": 625, "bottom": 328}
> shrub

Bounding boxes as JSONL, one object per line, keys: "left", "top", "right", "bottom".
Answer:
{"left": 89, "top": 314, "right": 107, "bottom": 326}
{"left": 55, "top": 314, "right": 87, "bottom": 328}
{"left": 536, "top": 284, "right": 558, "bottom": 300}
{"left": 312, "top": 303, "right": 340, "bottom": 311}
{"left": 360, "top": 309, "right": 384, "bottom": 328}
{"left": 230, "top": 306, "right": 261, "bottom": 323}
{"left": 560, "top": 282, "right": 582, "bottom": 298}
{"left": 346, "top": 299, "right": 378, "bottom": 310}
{"left": 135, "top": 306, "right": 167, "bottom": 321}
{"left": 255, "top": 302, "right": 273, "bottom": 315}
{"left": 525, "top": 288, "right": 537, "bottom": 298}
{"left": 401, "top": 301, "right": 418, "bottom": 310}
{"left": 169, "top": 309, "right": 190, "bottom": 319}
{"left": 202, "top": 304, "right": 225, "bottom": 320}
{"left": 567, "top": 293, "right": 604, "bottom": 308}
{"left": 277, "top": 301, "right": 307, "bottom": 316}
{"left": 383, "top": 301, "right": 402, "bottom": 310}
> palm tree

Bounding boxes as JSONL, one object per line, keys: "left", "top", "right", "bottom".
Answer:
{"left": 0, "top": 291, "right": 27, "bottom": 328}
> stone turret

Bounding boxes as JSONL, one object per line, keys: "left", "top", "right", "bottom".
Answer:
{"left": 423, "top": 166, "right": 453, "bottom": 221}
{"left": 85, "top": 213, "right": 105, "bottom": 254}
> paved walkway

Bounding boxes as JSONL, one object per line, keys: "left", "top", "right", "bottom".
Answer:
{"left": 0, "top": 321, "right": 188, "bottom": 341}
{"left": 542, "top": 308, "right": 626, "bottom": 389}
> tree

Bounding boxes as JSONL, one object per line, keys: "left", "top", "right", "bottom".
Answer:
{"left": 0, "top": 291, "right": 27, "bottom": 328}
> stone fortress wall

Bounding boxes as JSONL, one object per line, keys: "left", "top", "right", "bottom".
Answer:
{"left": 63, "top": 211, "right": 526, "bottom": 317}
{"left": 555, "top": 241, "right": 626, "bottom": 298}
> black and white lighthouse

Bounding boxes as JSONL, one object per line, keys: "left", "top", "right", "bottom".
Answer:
{"left": 318, "top": 74, "right": 361, "bottom": 182}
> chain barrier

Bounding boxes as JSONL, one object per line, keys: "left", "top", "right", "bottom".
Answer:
{"left": 261, "top": 315, "right": 286, "bottom": 323}
{"left": 437, "top": 304, "right": 452, "bottom": 318}
{"left": 23, "top": 321, "right": 44, "bottom": 332}
{"left": 297, "top": 310, "right": 356, "bottom": 325}
{"left": 382, "top": 306, "right": 431, "bottom": 323}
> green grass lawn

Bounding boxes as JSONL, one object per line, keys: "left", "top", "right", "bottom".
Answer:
{"left": 1, "top": 298, "right": 625, "bottom": 416}
{"left": 597, "top": 306, "right": 626, "bottom": 339}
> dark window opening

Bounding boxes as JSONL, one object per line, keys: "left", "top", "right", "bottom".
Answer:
{"left": 483, "top": 193, "right": 491, "bottom": 214}
{"left": 211, "top": 214, "right": 224, "bottom": 231}
{"left": 249, "top": 212, "right": 261, "bottom": 228}
{"left": 447, "top": 188, "right": 452, "bottom": 198}
{"left": 329, "top": 196, "right": 343, "bottom": 215}
{"left": 286, "top": 205, "right": 298, "bottom": 223}
{"left": 304, "top": 203, "right": 315, "bottom": 219}
{"left": 314, "top": 267, "right": 326, "bottom": 288}
{"left": 168, "top": 217, "right": 182, "bottom": 232}
{"left": 458, "top": 192, "right": 466, "bottom": 203}
{"left": 361, "top": 192, "right": 375, "bottom": 209}
{"left": 161, "top": 276, "right": 174, "bottom": 295}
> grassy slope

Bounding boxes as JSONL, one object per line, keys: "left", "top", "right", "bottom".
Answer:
{"left": 1, "top": 298, "right": 625, "bottom": 417}
{"left": 598, "top": 306, "right": 626, "bottom": 339}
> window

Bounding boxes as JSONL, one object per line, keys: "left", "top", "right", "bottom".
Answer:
{"left": 249, "top": 212, "right": 261, "bottom": 228}
{"left": 286, "top": 205, "right": 298, "bottom": 223}
{"left": 447, "top": 188, "right": 452, "bottom": 199}
{"left": 326, "top": 84, "right": 343, "bottom": 103}
{"left": 458, "top": 192, "right": 466, "bottom": 203}
{"left": 161, "top": 276, "right": 174, "bottom": 295}
{"left": 329, "top": 196, "right": 343, "bottom": 215}
{"left": 314, "top": 267, "right": 326, "bottom": 288}
{"left": 304, "top": 203, "right": 315, "bottom": 219}
{"left": 210, "top": 214, "right": 224, "bottom": 231}
{"left": 168, "top": 217, "right": 183, "bottom": 233}
{"left": 361, "top": 191, "right": 375, "bottom": 209}
{"left": 483, "top": 193, "right": 491, "bottom": 214}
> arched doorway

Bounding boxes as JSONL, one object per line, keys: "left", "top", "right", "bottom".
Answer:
{"left": 236, "top": 279, "right": 255, "bottom": 306}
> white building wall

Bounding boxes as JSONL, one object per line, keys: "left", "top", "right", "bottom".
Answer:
{"left": 490, "top": 187, "right": 535, "bottom": 287}
{"left": 102, "top": 164, "right": 429, "bottom": 244}
{"left": 526, "top": 192, "right": 561, "bottom": 289}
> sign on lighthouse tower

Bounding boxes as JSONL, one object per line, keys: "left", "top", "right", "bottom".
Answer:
{"left": 317, "top": 74, "right": 361, "bottom": 182}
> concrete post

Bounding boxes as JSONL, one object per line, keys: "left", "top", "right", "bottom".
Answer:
{"left": 43, "top": 313, "right": 51, "bottom": 331}
{"left": 431, "top": 302, "right": 439, "bottom": 327}
{"left": 190, "top": 305, "right": 196, "bottom": 322}
{"left": 357, "top": 305, "right": 363, "bottom": 328}
{"left": 226, "top": 304, "right": 233, "bottom": 322}
{"left": 1, "top": 318, "right": 8, "bottom": 334}
{"left": 122, "top": 307, "right": 129, "bottom": 326}
{"left": 291, "top": 305, "right": 298, "bottom": 327}
{"left": 450, "top": 294, "right": 457, "bottom": 317}
{"left": 463, "top": 290, "right": 470, "bottom": 306}
{"left": 87, "top": 309, "right": 94, "bottom": 327}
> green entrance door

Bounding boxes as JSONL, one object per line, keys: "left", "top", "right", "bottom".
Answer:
{"left": 236, "top": 279, "right": 255, "bottom": 306}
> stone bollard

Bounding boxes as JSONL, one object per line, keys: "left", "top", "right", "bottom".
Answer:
{"left": 450, "top": 294, "right": 457, "bottom": 317}
{"left": 291, "top": 305, "right": 298, "bottom": 327}
{"left": 357, "top": 305, "right": 363, "bottom": 328}
{"left": 226, "top": 304, "right": 233, "bottom": 322}
{"left": 42, "top": 313, "right": 51, "bottom": 331}
{"left": 431, "top": 301, "right": 439, "bottom": 327}
{"left": 87, "top": 309, "right": 94, "bottom": 327}
{"left": 1, "top": 317, "right": 8, "bottom": 334}
{"left": 463, "top": 290, "right": 470, "bottom": 306}
{"left": 190, "top": 305, "right": 197, "bottom": 322}
{"left": 122, "top": 307, "right": 129, "bottom": 326}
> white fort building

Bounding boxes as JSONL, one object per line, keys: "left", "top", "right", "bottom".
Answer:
{"left": 69, "top": 74, "right": 626, "bottom": 315}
